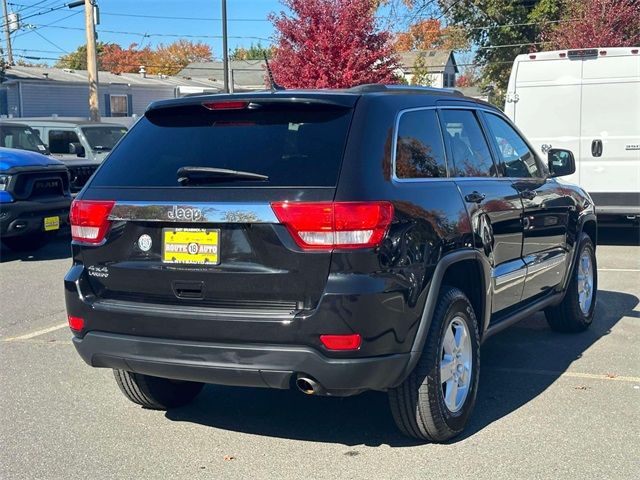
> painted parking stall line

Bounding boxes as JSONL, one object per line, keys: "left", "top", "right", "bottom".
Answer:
{"left": 487, "top": 367, "right": 640, "bottom": 383}
{"left": 1, "top": 322, "right": 68, "bottom": 342}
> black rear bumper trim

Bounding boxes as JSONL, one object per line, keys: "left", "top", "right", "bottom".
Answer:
{"left": 73, "top": 331, "right": 411, "bottom": 396}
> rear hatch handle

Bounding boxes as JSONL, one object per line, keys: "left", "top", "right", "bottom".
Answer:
{"left": 172, "top": 281, "right": 204, "bottom": 300}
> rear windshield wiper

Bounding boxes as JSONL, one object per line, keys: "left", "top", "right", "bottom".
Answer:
{"left": 177, "top": 166, "right": 269, "bottom": 185}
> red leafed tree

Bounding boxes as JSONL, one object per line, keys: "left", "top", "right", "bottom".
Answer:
{"left": 545, "top": 0, "right": 640, "bottom": 49}
{"left": 269, "top": 0, "right": 399, "bottom": 88}
{"left": 101, "top": 43, "right": 152, "bottom": 74}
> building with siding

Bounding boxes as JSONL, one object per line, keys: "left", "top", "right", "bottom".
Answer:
{"left": 178, "top": 60, "right": 267, "bottom": 92}
{"left": 397, "top": 50, "right": 458, "bottom": 88}
{"left": 0, "top": 65, "right": 225, "bottom": 119}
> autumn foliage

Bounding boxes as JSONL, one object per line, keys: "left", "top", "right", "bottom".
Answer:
{"left": 100, "top": 43, "right": 152, "bottom": 75}
{"left": 146, "top": 40, "right": 212, "bottom": 75}
{"left": 59, "top": 40, "right": 212, "bottom": 76}
{"left": 269, "top": 0, "right": 399, "bottom": 88}
{"left": 545, "top": 0, "right": 640, "bottom": 49}
{"left": 395, "top": 18, "right": 468, "bottom": 51}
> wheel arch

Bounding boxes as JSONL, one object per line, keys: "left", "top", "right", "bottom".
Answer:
{"left": 393, "top": 249, "right": 491, "bottom": 386}
{"left": 561, "top": 212, "right": 598, "bottom": 292}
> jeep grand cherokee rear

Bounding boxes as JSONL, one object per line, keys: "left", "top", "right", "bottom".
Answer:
{"left": 65, "top": 93, "right": 416, "bottom": 398}
{"left": 65, "top": 88, "right": 597, "bottom": 442}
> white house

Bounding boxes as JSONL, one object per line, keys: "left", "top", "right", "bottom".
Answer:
{"left": 397, "top": 50, "right": 458, "bottom": 88}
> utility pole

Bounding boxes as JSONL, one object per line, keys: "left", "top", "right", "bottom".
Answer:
{"left": 221, "top": 0, "right": 229, "bottom": 93}
{"left": 1, "top": 0, "right": 14, "bottom": 65}
{"left": 69, "top": 0, "right": 100, "bottom": 121}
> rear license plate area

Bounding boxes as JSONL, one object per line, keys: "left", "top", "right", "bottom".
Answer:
{"left": 162, "top": 228, "right": 220, "bottom": 265}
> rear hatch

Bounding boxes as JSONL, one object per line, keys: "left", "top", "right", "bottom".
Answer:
{"left": 77, "top": 94, "right": 358, "bottom": 314}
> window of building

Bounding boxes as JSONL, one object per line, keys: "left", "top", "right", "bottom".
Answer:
{"left": 110, "top": 95, "right": 129, "bottom": 117}
{"left": 395, "top": 109, "right": 447, "bottom": 179}
{"left": 48, "top": 129, "right": 80, "bottom": 154}
{"left": 484, "top": 113, "right": 542, "bottom": 178}
{"left": 440, "top": 109, "right": 497, "bottom": 177}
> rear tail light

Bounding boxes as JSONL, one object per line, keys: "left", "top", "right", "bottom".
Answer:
{"left": 70, "top": 199, "right": 115, "bottom": 244}
{"left": 320, "top": 334, "right": 362, "bottom": 350}
{"left": 67, "top": 315, "right": 85, "bottom": 332}
{"left": 271, "top": 201, "right": 394, "bottom": 250}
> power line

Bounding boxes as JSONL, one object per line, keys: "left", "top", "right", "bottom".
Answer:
{"left": 30, "top": 27, "right": 66, "bottom": 52}
{"left": 25, "top": 22, "right": 271, "bottom": 42}
{"left": 0, "top": 1, "right": 67, "bottom": 29}
{"left": 11, "top": 10, "right": 81, "bottom": 40}
{"left": 100, "top": 11, "right": 270, "bottom": 23}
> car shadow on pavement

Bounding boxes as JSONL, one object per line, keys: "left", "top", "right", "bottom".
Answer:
{"left": 0, "top": 235, "right": 71, "bottom": 263}
{"left": 597, "top": 226, "right": 640, "bottom": 246}
{"left": 165, "top": 289, "right": 637, "bottom": 447}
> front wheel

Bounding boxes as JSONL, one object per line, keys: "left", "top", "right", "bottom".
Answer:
{"left": 113, "top": 370, "right": 204, "bottom": 410}
{"left": 388, "top": 286, "right": 480, "bottom": 442}
{"left": 545, "top": 233, "right": 597, "bottom": 333}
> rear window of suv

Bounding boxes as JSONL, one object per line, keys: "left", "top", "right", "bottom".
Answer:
{"left": 91, "top": 103, "right": 353, "bottom": 187}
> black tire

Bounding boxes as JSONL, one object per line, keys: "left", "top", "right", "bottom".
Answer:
{"left": 545, "top": 233, "right": 597, "bottom": 333}
{"left": 113, "top": 370, "right": 204, "bottom": 410}
{"left": 2, "top": 232, "right": 53, "bottom": 252}
{"left": 388, "top": 286, "right": 480, "bottom": 442}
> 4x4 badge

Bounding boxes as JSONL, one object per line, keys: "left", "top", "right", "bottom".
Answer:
{"left": 168, "top": 206, "right": 203, "bottom": 222}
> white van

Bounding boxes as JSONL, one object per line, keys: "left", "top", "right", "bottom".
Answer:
{"left": 505, "top": 47, "right": 640, "bottom": 219}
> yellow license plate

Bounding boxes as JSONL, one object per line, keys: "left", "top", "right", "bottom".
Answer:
{"left": 162, "top": 228, "right": 220, "bottom": 264}
{"left": 43, "top": 216, "right": 60, "bottom": 231}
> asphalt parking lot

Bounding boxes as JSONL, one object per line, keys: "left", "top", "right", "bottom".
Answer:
{"left": 1, "top": 228, "right": 639, "bottom": 480}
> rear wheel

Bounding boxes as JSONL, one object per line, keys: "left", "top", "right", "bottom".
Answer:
{"left": 2, "top": 232, "right": 54, "bottom": 252}
{"left": 545, "top": 233, "right": 597, "bottom": 333}
{"left": 389, "top": 286, "right": 480, "bottom": 442}
{"left": 113, "top": 370, "right": 204, "bottom": 410}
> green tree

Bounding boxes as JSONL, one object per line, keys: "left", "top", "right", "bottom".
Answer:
{"left": 55, "top": 43, "right": 107, "bottom": 70}
{"left": 390, "top": 0, "right": 560, "bottom": 104}
{"left": 229, "top": 43, "right": 273, "bottom": 61}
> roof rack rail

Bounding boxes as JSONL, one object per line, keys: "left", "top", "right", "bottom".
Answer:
{"left": 347, "top": 84, "right": 464, "bottom": 96}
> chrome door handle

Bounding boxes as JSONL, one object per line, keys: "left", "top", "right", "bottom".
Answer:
{"left": 464, "top": 191, "right": 486, "bottom": 203}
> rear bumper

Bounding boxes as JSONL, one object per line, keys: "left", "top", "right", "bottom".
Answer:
{"left": 73, "top": 332, "right": 410, "bottom": 396}
{"left": 0, "top": 197, "right": 71, "bottom": 237}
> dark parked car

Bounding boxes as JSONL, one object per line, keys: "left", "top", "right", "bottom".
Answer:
{"left": 0, "top": 147, "right": 71, "bottom": 251}
{"left": 0, "top": 121, "right": 110, "bottom": 193}
{"left": 64, "top": 86, "right": 597, "bottom": 441}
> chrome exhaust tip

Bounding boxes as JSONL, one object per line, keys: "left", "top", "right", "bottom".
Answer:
{"left": 296, "top": 376, "right": 320, "bottom": 395}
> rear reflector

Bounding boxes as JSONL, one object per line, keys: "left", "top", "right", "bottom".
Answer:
{"left": 320, "top": 334, "right": 362, "bottom": 351}
{"left": 271, "top": 201, "right": 394, "bottom": 250}
{"left": 67, "top": 315, "right": 84, "bottom": 332}
{"left": 70, "top": 199, "right": 115, "bottom": 244}
{"left": 202, "top": 101, "right": 248, "bottom": 110}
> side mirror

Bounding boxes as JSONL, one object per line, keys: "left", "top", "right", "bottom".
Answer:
{"left": 69, "top": 142, "right": 85, "bottom": 158}
{"left": 548, "top": 148, "right": 575, "bottom": 177}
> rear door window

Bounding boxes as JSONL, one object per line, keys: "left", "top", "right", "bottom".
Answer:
{"left": 395, "top": 109, "right": 447, "bottom": 179}
{"left": 483, "top": 113, "right": 542, "bottom": 178}
{"left": 91, "top": 103, "right": 353, "bottom": 187}
{"left": 440, "top": 109, "right": 497, "bottom": 177}
{"left": 49, "top": 129, "right": 80, "bottom": 154}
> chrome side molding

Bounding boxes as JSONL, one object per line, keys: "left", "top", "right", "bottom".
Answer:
{"left": 108, "top": 202, "right": 279, "bottom": 224}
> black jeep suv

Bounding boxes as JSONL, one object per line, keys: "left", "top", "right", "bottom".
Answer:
{"left": 64, "top": 85, "right": 597, "bottom": 442}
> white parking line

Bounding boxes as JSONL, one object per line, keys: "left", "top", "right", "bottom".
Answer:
{"left": 598, "top": 268, "right": 640, "bottom": 272}
{"left": 487, "top": 367, "right": 640, "bottom": 383}
{"left": 1, "top": 322, "right": 68, "bottom": 342}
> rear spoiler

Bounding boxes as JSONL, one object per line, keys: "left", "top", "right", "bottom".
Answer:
{"left": 146, "top": 93, "right": 358, "bottom": 113}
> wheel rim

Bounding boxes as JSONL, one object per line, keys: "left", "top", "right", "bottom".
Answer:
{"left": 577, "top": 249, "right": 594, "bottom": 315}
{"left": 440, "top": 316, "right": 472, "bottom": 413}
